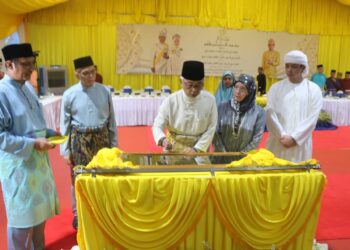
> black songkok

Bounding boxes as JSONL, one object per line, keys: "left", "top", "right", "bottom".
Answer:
{"left": 74, "top": 56, "right": 94, "bottom": 70}
{"left": 2, "top": 43, "right": 34, "bottom": 60}
{"left": 181, "top": 61, "right": 205, "bottom": 81}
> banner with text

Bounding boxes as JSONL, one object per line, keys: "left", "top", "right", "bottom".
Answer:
{"left": 117, "top": 24, "right": 319, "bottom": 77}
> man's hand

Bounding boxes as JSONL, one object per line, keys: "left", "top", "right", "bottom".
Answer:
{"left": 162, "top": 138, "right": 174, "bottom": 151}
{"left": 183, "top": 147, "right": 197, "bottom": 154}
{"left": 64, "top": 155, "right": 73, "bottom": 167}
{"left": 280, "top": 135, "right": 297, "bottom": 148}
{"left": 34, "top": 138, "right": 55, "bottom": 152}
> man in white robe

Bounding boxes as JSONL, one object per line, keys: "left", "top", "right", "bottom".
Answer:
{"left": 266, "top": 50, "right": 323, "bottom": 163}
{"left": 152, "top": 60, "right": 217, "bottom": 153}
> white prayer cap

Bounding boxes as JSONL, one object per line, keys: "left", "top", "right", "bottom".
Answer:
{"left": 159, "top": 28, "right": 167, "bottom": 37}
{"left": 283, "top": 50, "right": 309, "bottom": 75}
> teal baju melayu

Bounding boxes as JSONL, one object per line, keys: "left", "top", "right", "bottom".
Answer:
{"left": 0, "top": 75, "right": 59, "bottom": 228}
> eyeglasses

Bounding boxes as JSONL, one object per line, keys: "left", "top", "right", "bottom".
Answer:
{"left": 234, "top": 85, "right": 248, "bottom": 94}
{"left": 80, "top": 69, "right": 96, "bottom": 77}
{"left": 14, "top": 60, "right": 35, "bottom": 69}
{"left": 182, "top": 79, "right": 203, "bottom": 90}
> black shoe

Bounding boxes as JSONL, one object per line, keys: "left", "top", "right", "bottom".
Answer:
{"left": 72, "top": 216, "right": 78, "bottom": 230}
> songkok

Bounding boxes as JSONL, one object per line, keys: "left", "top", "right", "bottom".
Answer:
{"left": 74, "top": 56, "right": 94, "bottom": 70}
{"left": 317, "top": 64, "right": 323, "bottom": 68}
{"left": 159, "top": 28, "right": 167, "bottom": 37}
{"left": 181, "top": 61, "right": 205, "bottom": 81}
{"left": 331, "top": 69, "right": 336, "bottom": 73}
{"left": 346, "top": 71, "right": 350, "bottom": 74}
{"left": 2, "top": 43, "right": 34, "bottom": 60}
{"left": 283, "top": 50, "right": 309, "bottom": 75}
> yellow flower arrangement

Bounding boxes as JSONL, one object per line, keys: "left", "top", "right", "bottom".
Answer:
{"left": 85, "top": 147, "right": 139, "bottom": 169}
{"left": 255, "top": 96, "right": 267, "bottom": 107}
{"left": 226, "top": 148, "right": 318, "bottom": 167}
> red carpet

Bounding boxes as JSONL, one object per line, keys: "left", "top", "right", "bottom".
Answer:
{"left": 1, "top": 126, "right": 350, "bottom": 249}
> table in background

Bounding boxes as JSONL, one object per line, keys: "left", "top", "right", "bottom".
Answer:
{"left": 322, "top": 98, "right": 350, "bottom": 126}
{"left": 39, "top": 95, "right": 62, "bottom": 130}
{"left": 112, "top": 96, "right": 165, "bottom": 126}
{"left": 256, "top": 96, "right": 350, "bottom": 126}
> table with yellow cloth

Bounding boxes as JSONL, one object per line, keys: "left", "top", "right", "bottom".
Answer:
{"left": 75, "top": 168, "right": 325, "bottom": 250}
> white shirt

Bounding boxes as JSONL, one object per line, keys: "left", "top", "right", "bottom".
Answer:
{"left": 266, "top": 78, "right": 322, "bottom": 162}
{"left": 152, "top": 90, "right": 217, "bottom": 152}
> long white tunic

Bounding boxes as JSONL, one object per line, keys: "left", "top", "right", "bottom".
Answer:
{"left": 266, "top": 78, "right": 322, "bottom": 162}
{"left": 152, "top": 90, "right": 217, "bottom": 152}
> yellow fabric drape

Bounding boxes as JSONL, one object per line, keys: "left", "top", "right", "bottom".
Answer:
{"left": 27, "top": 0, "right": 350, "bottom": 35}
{"left": 338, "top": 0, "right": 350, "bottom": 5}
{"left": 318, "top": 35, "right": 350, "bottom": 75}
{"left": 0, "top": 12, "right": 23, "bottom": 39}
{"left": 25, "top": 0, "right": 350, "bottom": 93}
{"left": 76, "top": 170, "right": 326, "bottom": 250}
{"left": 76, "top": 173, "right": 211, "bottom": 250}
{"left": 211, "top": 171, "right": 326, "bottom": 249}
{"left": 0, "top": 0, "right": 67, "bottom": 38}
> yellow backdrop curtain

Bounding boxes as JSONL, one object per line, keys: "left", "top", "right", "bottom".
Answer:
{"left": 75, "top": 170, "right": 326, "bottom": 250}
{"left": 25, "top": 0, "right": 350, "bottom": 92}
{"left": 0, "top": 0, "right": 67, "bottom": 38}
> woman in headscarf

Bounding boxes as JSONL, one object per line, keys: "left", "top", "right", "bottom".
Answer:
{"left": 214, "top": 71, "right": 235, "bottom": 105}
{"left": 213, "top": 74, "right": 265, "bottom": 162}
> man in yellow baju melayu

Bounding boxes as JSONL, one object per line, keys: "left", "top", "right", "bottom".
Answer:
{"left": 262, "top": 38, "right": 280, "bottom": 92}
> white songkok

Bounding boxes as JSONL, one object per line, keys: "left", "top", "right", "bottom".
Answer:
{"left": 283, "top": 50, "right": 309, "bottom": 75}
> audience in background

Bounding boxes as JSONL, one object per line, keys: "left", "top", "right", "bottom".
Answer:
{"left": 337, "top": 71, "right": 343, "bottom": 82}
{"left": 214, "top": 70, "right": 235, "bottom": 105}
{"left": 311, "top": 64, "right": 327, "bottom": 90}
{"left": 94, "top": 65, "right": 103, "bottom": 83}
{"left": 341, "top": 71, "right": 350, "bottom": 92}
{"left": 257, "top": 66, "right": 266, "bottom": 95}
{"left": 266, "top": 50, "right": 322, "bottom": 162}
{"left": 326, "top": 69, "right": 341, "bottom": 92}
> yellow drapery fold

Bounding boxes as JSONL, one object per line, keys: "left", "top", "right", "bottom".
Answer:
{"left": 211, "top": 171, "right": 326, "bottom": 249}
{"left": 76, "top": 173, "right": 211, "bottom": 250}
{"left": 75, "top": 170, "right": 326, "bottom": 250}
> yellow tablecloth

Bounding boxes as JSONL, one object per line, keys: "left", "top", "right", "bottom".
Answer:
{"left": 75, "top": 170, "right": 326, "bottom": 250}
